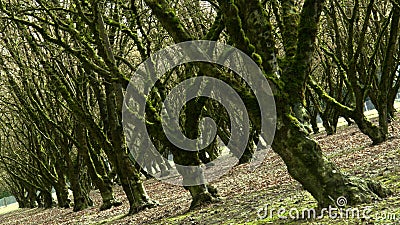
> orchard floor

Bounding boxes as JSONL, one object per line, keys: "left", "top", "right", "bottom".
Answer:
{"left": 1, "top": 119, "right": 399, "bottom": 224}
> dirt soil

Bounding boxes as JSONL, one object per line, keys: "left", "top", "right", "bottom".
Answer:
{"left": 1, "top": 119, "right": 399, "bottom": 225}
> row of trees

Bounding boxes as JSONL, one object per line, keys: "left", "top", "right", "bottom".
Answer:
{"left": 0, "top": 0, "right": 397, "bottom": 215}
{"left": 308, "top": 0, "right": 400, "bottom": 142}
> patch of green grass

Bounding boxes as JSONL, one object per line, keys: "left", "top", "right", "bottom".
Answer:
{"left": 166, "top": 211, "right": 193, "bottom": 222}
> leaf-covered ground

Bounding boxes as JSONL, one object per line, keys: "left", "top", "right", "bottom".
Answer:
{"left": 1, "top": 118, "right": 399, "bottom": 225}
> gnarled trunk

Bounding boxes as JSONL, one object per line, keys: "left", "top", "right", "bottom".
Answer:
{"left": 114, "top": 149, "right": 156, "bottom": 214}
{"left": 76, "top": 122, "right": 120, "bottom": 211}
{"left": 271, "top": 109, "right": 391, "bottom": 208}
{"left": 54, "top": 162, "right": 71, "bottom": 208}
{"left": 40, "top": 190, "right": 53, "bottom": 209}
{"left": 351, "top": 106, "right": 387, "bottom": 145}
{"left": 169, "top": 144, "right": 220, "bottom": 210}
{"left": 61, "top": 143, "right": 92, "bottom": 212}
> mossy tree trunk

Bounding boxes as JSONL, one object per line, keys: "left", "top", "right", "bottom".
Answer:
{"left": 351, "top": 107, "right": 387, "bottom": 144}
{"left": 182, "top": 99, "right": 220, "bottom": 209}
{"left": 59, "top": 137, "right": 92, "bottom": 212}
{"left": 375, "top": 4, "right": 400, "bottom": 137}
{"left": 26, "top": 186, "right": 37, "bottom": 208}
{"left": 271, "top": 105, "right": 392, "bottom": 207}
{"left": 74, "top": 73, "right": 120, "bottom": 211}
{"left": 144, "top": 0, "right": 222, "bottom": 209}
{"left": 220, "top": 0, "right": 392, "bottom": 208}
{"left": 309, "top": 78, "right": 388, "bottom": 144}
{"left": 320, "top": 104, "right": 339, "bottom": 135}
{"left": 54, "top": 163, "right": 71, "bottom": 208}
{"left": 305, "top": 88, "right": 321, "bottom": 134}
{"left": 75, "top": 122, "right": 120, "bottom": 211}
{"left": 67, "top": 161, "right": 91, "bottom": 212}
{"left": 92, "top": 3, "right": 158, "bottom": 214}
{"left": 40, "top": 189, "right": 53, "bottom": 209}
{"left": 88, "top": 138, "right": 122, "bottom": 209}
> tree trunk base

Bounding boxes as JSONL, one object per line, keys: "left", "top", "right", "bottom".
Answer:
{"left": 326, "top": 176, "right": 393, "bottom": 208}
{"left": 73, "top": 198, "right": 90, "bottom": 212}
{"left": 99, "top": 199, "right": 123, "bottom": 211}
{"left": 128, "top": 200, "right": 159, "bottom": 215}
{"left": 188, "top": 184, "right": 220, "bottom": 210}
{"left": 189, "top": 192, "right": 220, "bottom": 210}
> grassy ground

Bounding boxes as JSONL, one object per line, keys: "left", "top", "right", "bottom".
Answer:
{"left": 0, "top": 117, "right": 399, "bottom": 224}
